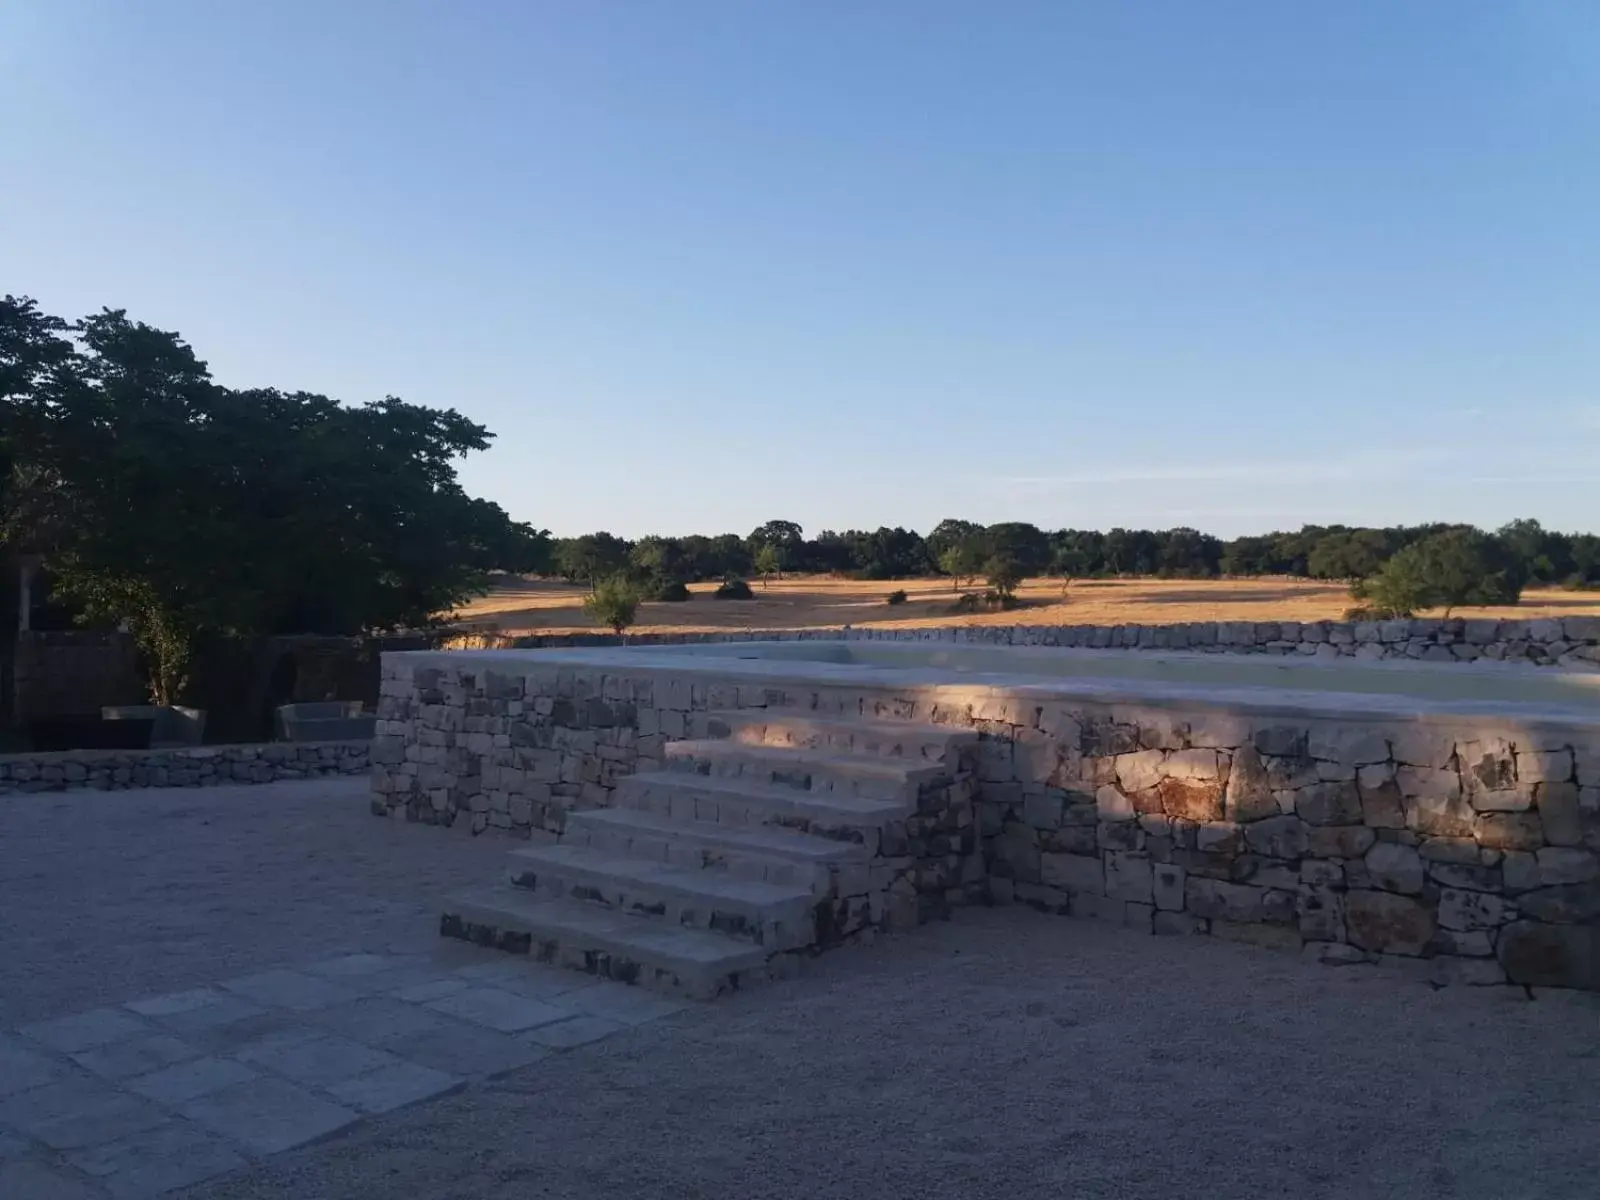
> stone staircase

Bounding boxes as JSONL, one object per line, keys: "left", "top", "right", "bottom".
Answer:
{"left": 441, "top": 709, "right": 978, "bottom": 998}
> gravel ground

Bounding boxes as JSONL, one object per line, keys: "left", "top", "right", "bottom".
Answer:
{"left": 6, "top": 781, "right": 1598, "bottom": 1199}
{"left": 0, "top": 777, "right": 508, "bottom": 1026}
{"left": 178, "top": 910, "right": 1598, "bottom": 1200}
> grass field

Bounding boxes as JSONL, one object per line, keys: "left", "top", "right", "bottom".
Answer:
{"left": 452, "top": 576, "right": 1600, "bottom": 637}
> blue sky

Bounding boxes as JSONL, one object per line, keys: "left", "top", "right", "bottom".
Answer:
{"left": 3, "top": 1, "right": 1596, "bottom": 538}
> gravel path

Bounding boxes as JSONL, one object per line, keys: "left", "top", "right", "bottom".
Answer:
{"left": 175, "top": 910, "right": 1599, "bottom": 1200}
{"left": 0, "top": 778, "right": 508, "bottom": 1026}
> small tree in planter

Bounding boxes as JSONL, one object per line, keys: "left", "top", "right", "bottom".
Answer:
{"left": 583, "top": 575, "right": 642, "bottom": 639}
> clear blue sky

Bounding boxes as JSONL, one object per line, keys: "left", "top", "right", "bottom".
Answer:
{"left": 3, "top": 1, "right": 1596, "bottom": 539}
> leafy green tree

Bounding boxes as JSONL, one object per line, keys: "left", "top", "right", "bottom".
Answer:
{"left": 753, "top": 543, "right": 783, "bottom": 587}
{"left": 938, "top": 539, "right": 986, "bottom": 592}
{"left": 984, "top": 554, "right": 1024, "bottom": 598}
{"left": 554, "top": 532, "right": 630, "bottom": 588}
{"left": 1355, "top": 528, "right": 1525, "bottom": 617}
{"left": 582, "top": 575, "right": 641, "bottom": 638}
{"left": 926, "top": 517, "right": 985, "bottom": 561}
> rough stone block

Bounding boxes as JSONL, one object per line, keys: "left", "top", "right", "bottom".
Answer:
{"left": 1496, "top": 921, "right": 1599, "bottom": 989}
{"left": 1345, "top": 890, "right": 1435, "bottom": 956}
{"left": 1040, "top": 852, "right": 1103, "bottom": 895}
{"left": 1152, "top": 863, "right": 1186, "bottom": 911}
{"left": 1364, "top": 843, "right": 1424, "bottom": 894}
{"left": 1104, "top": 851, "right": 1153, "bottom": 903}
{"left": 1474, "top": 812, "right": 1544, "bottom": 851}
{"left": 1184, "top": 878, "right": 1266, "bottom": 923}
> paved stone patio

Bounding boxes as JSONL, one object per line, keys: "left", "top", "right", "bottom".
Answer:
{"left": 0, "top": 950, "right": 685, "bottom": 1197}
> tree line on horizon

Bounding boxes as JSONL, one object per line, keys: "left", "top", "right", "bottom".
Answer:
{"left": 549, "top": 516, "right": 1600, "bottom": 595}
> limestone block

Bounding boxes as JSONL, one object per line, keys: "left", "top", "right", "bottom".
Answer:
{"left": 1535, "top": 783, "right": 1583, "bottom": 847}
{"left": 1474, "top": 812, "right": 1544, "bottom": 851}
{"left": 1496, "top": 921, "right": 1599, "bottom": 989}
{"left": 1516, "top": 882, "right": 1600, "bottom": 924}
{"left": 1356, "top": 764, "right": 1406, "bottom": 828}
{"left": 1223, "top": 745, "right": 1278, "bottom": 823}
{"left": 1040, "top": 852, "right": 1103, "bottom": 895}
{"left": 1345, "top": 890, "right": 1435, "bottom": 956}
{"left": 1364, "top": 842, "right": 1424, "bottom": 894}
{"left": 1295, "top": 781, "right": 1363, "bottom": 826}
{"left": 1437, "top": 888, "right": 1509, "bottom": 931}
{"left": 1105, "top": 851, "right": 1154, "bottom": 903}
{"left": 1114, "top": 749, "right": 1165, "bottom": 794}
{"left": 1184, "top": 878, "right": 1267, "bottom": 923}
{"left": 1152, "top": 863, "right": 1186, "bottom": 911}
{"left": 1297, "top": 884, "right": 1345, "bottom": 941}
{"left": 1243, "top": 815, "right": 1308, "bottom": 859}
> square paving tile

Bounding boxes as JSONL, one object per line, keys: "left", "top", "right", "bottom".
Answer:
{"left": 0, "top": 1078, "right": 170, "bottom": 1151}
{"left": 391, "top": 977, "right": 471, "bottom": 1004}
{"left": 308, "top": 997, "right": 452, "bottom": 1048}
{"left": 236, "top": 1031, "right": 399, "bottom": 1088}
{"left": 521, "top": 1015, "right": 627, "bottom": 1050}
{"left": 124, "top": 988, "right": 228, "bottom": 1018}
{"left": 220, "top": 969, "right": 358, "bottom": 1012}
{"left": 128, "top": 1056, "right": 258, "bottom": 1106}
{"left": 452, "top": 960, "right": 600, "bottom": 1002}
{"left": 564, "top": 983, "right": 690, "bottom": 1026}
{"left": 72, "top": 1034, "right": 201, "bottom": 1082}
{"left": 145, "top": 994, "right": 268, "bottom": 1036}
{"left": 68, "top": 1119, "right": 247, "bottom": 1200}
{"left": 177, "top": 1077, "right": 357, "bottom": 1157}
{"left": 0, "top": 1158, "right": 104, "bottom": 1199}
{"left": 424, "top": 988, "right": 573, "bottom": 1033}
{"left": 326, "top": 1062, "right": 463, "bottom": 1115}
{"left": 0, "top": 1034, "right": 65, "bottom": 1097}
{"left": 21, "top": 1008, "right": 151, "bottom": 1054}
{"left": 382, "top": 1023, "right": 548, "bottom": 1080}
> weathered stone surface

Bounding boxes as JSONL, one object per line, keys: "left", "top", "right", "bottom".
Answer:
{"left": 1095, "top": 785, "right": 1135, "bottom": 822}
{"left": 1418, "top": 836, "right": 1479, "bottom": 863}
{"left": 1040, "top": 853, "right": 1103, "bottom": 895}
{"left": 991, "top": 823, "right": 1039, "bottom": 881}
{"left": 1356, "top": 765, "right": 1406, "bottom": 829}
{"left": 1152, "top": 864, "right": 1185, "bottom": 911}
{"left": 1501, "top": 851, "right": 1540, "bottom": 892}
{"left": 1399, "top": 770, "right": 1474, "bottom": 836}
{"left": 1184, "top": 878, "right": 1266, "bottom": 923}
{"left": 1243, "top": 815, "right": 1307, "bottom": 859}
{"left": 1534, "top": 848, "right": 1599, "bottom": 886}
{"left": 1345, "top": 890, "right": 1435, "bottom": 956}
{"left": 1222, "top": 745, "right": 1278, "bottom": 822}
{"left": 1496, "top": 921, "right": 1599, "bottom": 989}
{"left": 1297, "top": 884, "right": 1344, "bottom": 941}
{"left": 1437, "top": 888, "right": 1508, "bottom": 931}
{"left": 1535, "top": 782, "right": 1584, "bottom": 847}
{"left": 1516, "top": 882, "right": 1600, "bottom": 924}
{"left": 1157, "top": 776, "right": 1225, "bottom": 822}
{"left": 1363, "top": 843, "right": 1424, "bottom": 894}
{"left": 1295, "top": 781, "right": 1363, "bottom": 826}
{"left": 1304, "top": 825, "right": 1377, "bottom": 859}
{"left": 1211, "top": 920, "right": 1302, "bottom": 950}
{"left": 1104, "top": 851, "right": 1154, "bottom": 903}
{"left": 1195, "top": 822, "right": 1243, "bottom": 855}
{"left": 1474, "top": 812, "right": 1544, "bottom": 851}
{"left": 1426, "top": 861, "right": 1501, "bottom": 892}
{"left": 1152, "top": 911, "right": 1206, "bottom": 935}
{"left": 1114, "top": 750, "right": 1165, "bottom": 794}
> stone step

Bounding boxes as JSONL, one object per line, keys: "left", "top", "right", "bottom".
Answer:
{"left": 614, "top": 770, "right": 908, "bottom": 855}
{"left": 505, "top": 843, "right": 817, "bottom": 951}
{"left": 441, "top": 886, "right": 768, "bottom": 999}
{"left": 695, "top": 710, "right": 977, "bottom": 767}
{"left": 565, "top": 807, "right": 871, "bottom": 895}
{"left": 663, "top": 739, "right": 941, "bottom": 803}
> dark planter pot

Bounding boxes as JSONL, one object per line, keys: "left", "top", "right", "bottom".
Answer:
{"left": 28, "top": 714, "right": 156, "bottom": 752}
{"left": 102, "top": 705, "right": 207, "bottom": 747}
{"left": 275, "top": 701, "right": 375, "bottom": 742}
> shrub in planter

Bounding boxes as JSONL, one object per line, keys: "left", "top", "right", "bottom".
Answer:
{"left": 714, "top": 578, "right": 755, "bottom": 600}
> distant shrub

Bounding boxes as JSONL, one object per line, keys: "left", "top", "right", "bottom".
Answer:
{"left": 644, "top": 577, "right": 691, "bottom": 602}
{"left": 582, "top": 575, "right": 642, "bottom": 637}
{"left": 983, "top": 589, "right": 1021, "bottom": 611}
{"left": 951, "top": 592, "right": 983, "bottom": 614}
{"left": 714, "top": 578, "right": 754, "bottom": 600}
{"left": 886, "top": 589, "right": 908, "bottom": 606}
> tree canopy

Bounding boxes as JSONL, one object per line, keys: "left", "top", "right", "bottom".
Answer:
{"left": 1, "top": 295, "right": 547, "bottom": 702}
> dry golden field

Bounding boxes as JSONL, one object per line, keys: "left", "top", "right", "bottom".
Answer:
{"left": 451, "top": 576, "right": 1600, "bottom": 637}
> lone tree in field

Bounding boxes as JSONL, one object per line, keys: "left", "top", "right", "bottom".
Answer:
{"left": 1352, "top": 527, "right": 1525, "bottom": 618}
{"left": 939, "top": 538, "right": 987, "bottom": 593}
{"left": 984, "top": 553, "right": 1024, "bottom": 599}
{"left": 753, "top": 543, "right": 783, "bottom": 587}
{"left": 582, "top": 575, "right": 641, "bottom": 638}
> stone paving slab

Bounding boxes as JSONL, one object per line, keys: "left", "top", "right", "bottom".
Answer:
{"left": 1, "top": 945, "right": 686, "bottom": 1197}
{"left": 67, "top": 1121, "right": 248, "bottom": 1200}
{"left": 128, "top": 1057, "right": 259, "bottom": 1106}
{"left": 176, "top": 1077, "right": 358, "bottom": 1157}
{"left": 422, "top": 987, "right": 574, "bottom": 1033}
{"left": 72, "top": 1036, "right": 201, "bottom": 1083}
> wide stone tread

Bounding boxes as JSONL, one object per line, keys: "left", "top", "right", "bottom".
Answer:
{"left": 665, "top": 738, "right": 944, "bottom": 781}
{"left": 442, "top": 886, "right": 767, "bottom": 998}
{"left": 506, "top": 843, "right": 816, "bottom": 941}
{"left": 567, "top": 806, "right": 873, "bottom": 863}
{"left": 617, "top": 769, "right": 911, "bottom": 827}
{"left": 700, "top": 710, "right": 978, "bottom": 761}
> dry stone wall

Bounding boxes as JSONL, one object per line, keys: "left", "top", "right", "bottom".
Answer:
{"left": 501, "top": 615, "right": 1600, "bottom": 668}
{"left": 375, "top": 653, "right": 1600, "bottom": 991}
{"left": 0, "top": 740, "right": 369, "bottom": 794}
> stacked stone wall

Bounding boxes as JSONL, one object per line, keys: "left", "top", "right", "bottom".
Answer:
{"left": 375, "top": 652, "right": 1599, "bottom": 990}
{"left": 0, "top": 740, "right": 369, "bottom": 794}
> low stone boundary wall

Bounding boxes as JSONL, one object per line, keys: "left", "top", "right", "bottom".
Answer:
{"left": 473, "top": 615, "right": 1600, "bottom": 669}
{"left": 375, "top": 649, "right": 1600, "bottom": 991}
{"left": 0, "top": 740, "right": 370, "bottom": 794}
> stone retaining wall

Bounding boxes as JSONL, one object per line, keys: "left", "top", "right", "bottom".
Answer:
{"left": 0, "top": 740, "right": 370, "bottom": 794}
{"left": 374, "top": 651, "right": 1600, "bottom": 991}
{"left": 488, "top": 615, "right": 1600, "bottom": 668}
